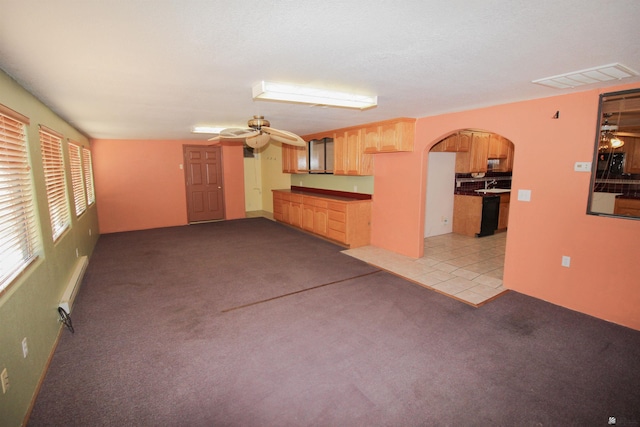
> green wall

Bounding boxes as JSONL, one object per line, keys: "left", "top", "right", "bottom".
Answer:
{"left": 0, "top": 70, "right": 100, "bottom": 426}
{"left": 290, "top": 173, "right": 374, "bottom": 194}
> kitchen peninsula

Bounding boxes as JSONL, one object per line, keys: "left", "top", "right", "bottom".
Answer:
{"left": 272, "top": 187, "right": 372, "bottom": 247}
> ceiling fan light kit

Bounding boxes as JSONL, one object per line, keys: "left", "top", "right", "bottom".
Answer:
{"left": 208, "top": 115, "right": 306, "bottom": 148}
{"left": 252, "top": 81, "right": 378, "bottom": 110}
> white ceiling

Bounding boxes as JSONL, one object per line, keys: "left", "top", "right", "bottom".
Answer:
{"left": 1, "top": 0, "right": 640, "bottom": 140}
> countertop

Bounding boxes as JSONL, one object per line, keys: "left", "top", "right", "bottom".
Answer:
{"left": 274, "top": 187, "right": 372, "bottom": 202}
{"left": 455, "top": 190, "right": 511, "bottom": 198}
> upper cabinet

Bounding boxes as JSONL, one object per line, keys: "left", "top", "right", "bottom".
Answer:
{"left": 363, "top": 118, "right": 416, "bottom": 153}
{"left": 334, "top": 128, "right": 373, "bottom": 175}
{"left": 289, "top": 117, "right": 415, "bottom": 175}
{"left": 282, "top": 144, "right": 308, "bottom": 173}
{"left": 444, "top": 130, "right": 514, "bottom": 173}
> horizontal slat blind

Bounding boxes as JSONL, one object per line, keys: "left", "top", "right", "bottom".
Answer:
{"left": 39, "top": 126, "right": 70, "bottom": 241}
{"left": 82, "top": 147, "right": 95, "bottom": 206}
{"left": 1, "top": 108, "right": 40, "bottom": 293}
{"left": 68, "top": 142, "right": 86, "bottom": 216}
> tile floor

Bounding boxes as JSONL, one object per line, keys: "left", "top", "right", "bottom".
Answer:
{"left": 342, "top": 232, "right": 508, "bottom": 306}
{"left": 247, "top": 211, "right": 508, "bottom": 306}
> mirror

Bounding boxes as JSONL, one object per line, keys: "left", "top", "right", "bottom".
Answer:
{"left": 587, "top": 88, "right": 640, "bottom": 220}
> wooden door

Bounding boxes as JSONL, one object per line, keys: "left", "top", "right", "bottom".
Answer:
{"left": 183, "top": 145, "right": 225, "bottom": 222}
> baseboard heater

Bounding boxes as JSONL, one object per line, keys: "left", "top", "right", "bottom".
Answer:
{"left": 58, "top": 256, "right": 88, "bottom": 333}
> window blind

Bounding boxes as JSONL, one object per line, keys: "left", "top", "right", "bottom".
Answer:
{"left": 39, "top": 126, "right": 70, "bottom": 241}
{"left": 82, "top": 147, "right": 95, "bottom": 206}
{"left": 0, "top": 107, "right": 40, "bottom": 293}
{"left": 68, "top": 142, "right": 87, "bottom": 216}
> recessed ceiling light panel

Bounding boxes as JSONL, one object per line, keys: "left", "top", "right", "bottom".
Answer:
{"left": 252, "top": 81, "right": 377, "bottom": 110}
{"left": 532, "top": 63, "right": 639, "bottom": 89}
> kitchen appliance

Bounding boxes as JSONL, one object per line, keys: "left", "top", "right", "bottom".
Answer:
{"left": 477, "top": 196, "right": 500, "bottom": 237}
{"left": 596, "top": 152, "right": 625, "bottom": 176}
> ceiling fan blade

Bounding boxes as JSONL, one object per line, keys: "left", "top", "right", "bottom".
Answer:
{"left": 261, "top": 126, "right": 306, "bottom": 146}
{"left": 207, "top": 135, "right": 221, "bottom": 142}
{"left": 219, "top": 128, "right": 260, "bottom": 139}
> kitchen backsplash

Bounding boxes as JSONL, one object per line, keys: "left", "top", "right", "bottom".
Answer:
{"left": 455, "top": 172, "right": 512, "bottom": 192}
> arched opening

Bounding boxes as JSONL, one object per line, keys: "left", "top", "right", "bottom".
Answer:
{"left": 421, "top": 129, "right": 516, "bottom": 305}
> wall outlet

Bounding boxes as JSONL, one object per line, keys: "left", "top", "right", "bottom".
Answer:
{"left": 1, "top": 368, "right": 9, "bottom": 394}
{"left": 22, "top": 337, "right": 28, "bottom": 358}
{"left": 89, "top": 228, "right": 92, "bottom": 236}
{"left": 354, "top": 185, "right": 358, "bottom": 192}
{"left": 561, "top": 255, "right": 571, "bottom": 268}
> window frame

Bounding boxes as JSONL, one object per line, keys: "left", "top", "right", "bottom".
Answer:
{"left": 68, "top": 141, "right": 87, "bottom": 217}
{"left": 0, "top": 104, "right": 41, "bottom": 294}
{"left": 39, "top": 125, "right": 71, "bottom": 241}
{"left": 82, "top": 147, "right": 95, "bottom": 206}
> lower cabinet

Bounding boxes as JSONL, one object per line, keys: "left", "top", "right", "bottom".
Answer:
{"left": 273, "top": 190, "right": 371, "bottom": 247}
{"left": 614, "top": 197, "right": 640, "bottom": 217}
{"left": 498, "top": 193, "right": 510, "bottom": 231}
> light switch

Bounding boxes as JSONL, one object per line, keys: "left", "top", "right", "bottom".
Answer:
{"left": 574, "top": 162, "right": 591, "bottom": 172}
{"left": 517, "top": 189, "right": 531, "bottom": 202}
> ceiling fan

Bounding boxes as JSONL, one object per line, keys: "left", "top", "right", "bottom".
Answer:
{"left": 208, "top": 115, "right": 306, "bottom": 149}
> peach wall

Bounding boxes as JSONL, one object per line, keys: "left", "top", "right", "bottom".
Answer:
{"left": 92, "top": 139, "right": 245, "bottom": 234}
{"left": 371, "top": 83, "right": 640, "bottom": 330}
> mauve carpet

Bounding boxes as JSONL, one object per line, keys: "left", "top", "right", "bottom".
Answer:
{"left": 28, "top": 218, "right": 640, "bottom": 426}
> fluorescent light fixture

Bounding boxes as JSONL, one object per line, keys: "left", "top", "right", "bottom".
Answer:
{"left": 532, "top": 63, "right": 639, "bottom": 89}
{"left": 191, "top": 126, "right": 225, "bottom": 134}
{"left": 252, "top": 81, "right": 377, "bottom": 110}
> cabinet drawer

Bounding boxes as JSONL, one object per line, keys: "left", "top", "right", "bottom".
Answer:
{"left": 327, "top": 229, "right": 347, "bottom": 243}
{"left": 290, "top": 194, "right": 303, "bottom": 203}
{"left": 328, "top": 202, "right": 347, "bottom": 212}
{"left": 328, "top": 210, "right": 346, "bottom": 223}
{"left": 328, "top": 219, "right": 346, "bottom": 232}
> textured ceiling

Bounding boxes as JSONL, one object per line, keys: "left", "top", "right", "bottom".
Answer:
{"left": 1, "top": 0, "right": 640, "bottom": 140}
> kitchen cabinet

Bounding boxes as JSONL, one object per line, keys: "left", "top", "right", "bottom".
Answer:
{"left": 455, "top": 132, "right": 489, "bottom": 173}
{"left": 302, "top": 196, "right": 329, "bottom": 237}
{"left": 282, "top": 144, "right": 308, "bottom": 173}
{"left": 614, "top": 197, "right": 640, "bottom": 217}
{"left": 623, "top": 137, "right": 640, "bottom": 174}
{"left": 498, "top": 193, "right": 510, "bottom": 230}
{"left": 488, "top": 134, "right": 509, "bottom": 159}
{"left": 273, "top": 190, "right": 371, "bottom": 247}
{"left": 453, "top": 195, "right": 483, "bottom": 237}
{"left": 334, "top": 128, "right": 373, "bottom": 175}
{"left": 431, "top": 132, "right": 470, "bottom": 152}
{"left": 363, "top": 118, "right": 415, "bottom": 153}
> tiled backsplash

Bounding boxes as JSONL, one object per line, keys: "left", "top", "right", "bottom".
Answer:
{"left": 455, "top": 172, "right": 512, "bottom": 192}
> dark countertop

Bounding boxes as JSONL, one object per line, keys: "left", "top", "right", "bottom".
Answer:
{"left": 455, "top": 190, "right": 511, "bottom": 198}
{"left": 274, "top": 187, "right": 372, "bottom": 202}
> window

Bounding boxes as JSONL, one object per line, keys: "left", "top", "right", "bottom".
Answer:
{"left": 0, "top": 105, "right": 40, "bottom": 293}
{"left": 39, "top": 126, "right": 71, "bottom": 241}
{"left": 82, "top": 147, "right": 95, "bottom": 206}
{"left": 308, "top": 137, "right": 334, "bottom": 173}
{"left": 68, "top": 142, "right": 86, "bottom": 216}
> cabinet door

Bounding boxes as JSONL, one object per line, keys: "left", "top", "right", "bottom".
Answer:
{"left": 363, "top": 125, "right": 380, "bottom": 154}
{"left": 470, "top": 132, "right": 490, "bottom": 173}
{"left": 313, "top": 207, "right": 329, "bottom": 236}
{"left": 282, "top": 144, "right": 308, "bottom": 173}
{"left": 488, "top": 134, "right": 508, "bottom": 159}
{"left": 302, "top": 203, "right": 315, "bottom": 231}
{"left": 289, "top": 201, "right": 302, "bottom": 227}
{"left": 333, "top": 131, "right": 348, "bottom": 175}
{"left": 457, "top": 132, "right": 471, "bottom": 152}
{"left": 624, "top": 137, "right": 640, "bottom": 174}
{"left": 442, "top": 134, "right": 459, "bottom": 152}
{"left": 345, "top": 129, "right": 363, "bottom": 175}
